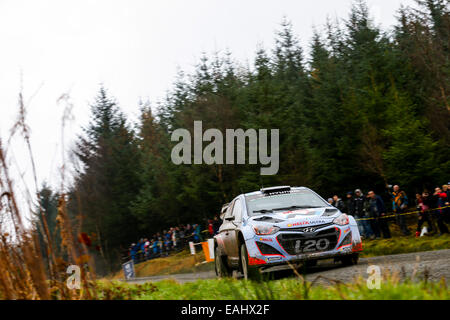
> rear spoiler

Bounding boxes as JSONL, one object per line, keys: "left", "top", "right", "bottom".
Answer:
{"left": 260, "top": 186, "right": 291, "bottom": 195}
{"left": 220, "top": 202, "right": 229, "bottom": 220}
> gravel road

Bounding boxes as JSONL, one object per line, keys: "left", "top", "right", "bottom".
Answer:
{"left": 123, "top": 249, "right": 450, "bottom": 285}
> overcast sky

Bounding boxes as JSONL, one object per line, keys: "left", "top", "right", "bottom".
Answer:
{"left": 0, "top": 0, "right": 417, "bottom": 204}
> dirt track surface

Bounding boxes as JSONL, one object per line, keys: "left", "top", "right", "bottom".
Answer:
{"left": 300, "top": 249, "right": 450, "bottom": 285}
{"left": 123, "top": 249, "right": 450, "bottom": 284}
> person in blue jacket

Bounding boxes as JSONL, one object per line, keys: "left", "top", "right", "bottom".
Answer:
{"left": 152, "top": 239, "right": 160, "bottom": 257}
{"left": 130, "top": 243, "right": 138, "bottom": 263}
{"left": 192, "top": 224, "right": 202, "bottom": 243}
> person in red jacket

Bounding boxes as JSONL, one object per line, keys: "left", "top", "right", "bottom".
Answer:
{"left": 207, "top": 219, "right": 214, "bottom": 236}
{"left": 433, "top": 187, "right": 449, "bottom": 235}
{"left": 415, "top": 192, "right": 433, "bottom": 237}
{"left": 442, "top": 184, "right": 450, "bottom": 223}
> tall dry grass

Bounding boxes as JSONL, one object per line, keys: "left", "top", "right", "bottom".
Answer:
{"left": 0, "top": 88, "right": 97, "bottom": 299}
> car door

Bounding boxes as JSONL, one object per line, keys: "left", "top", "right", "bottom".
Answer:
{"left": 218, "top": 200, "right": 235, "bottom": 257}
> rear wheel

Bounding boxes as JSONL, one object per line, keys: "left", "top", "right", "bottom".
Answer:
{"left": 240, "top": 243, "right": 260, "bottom": 280}
{"left": 215, "top": 246, "right": 231, "bottom": 278}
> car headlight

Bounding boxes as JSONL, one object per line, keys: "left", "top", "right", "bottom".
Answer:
{"left": 252, "top": 225, "right": 280, "bottom": 235}
{"left": 333, "top": 213, "right": 349, "bottom": 226}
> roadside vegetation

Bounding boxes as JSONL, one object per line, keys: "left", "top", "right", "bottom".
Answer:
{"left": 95, "top": 275, "right": 449, "bottom": 300}
{"left": 111, "top": 250, "right": 214, "bottom": 279}
{"left": 361, "top": 234, "right": 450, "bottom": 257}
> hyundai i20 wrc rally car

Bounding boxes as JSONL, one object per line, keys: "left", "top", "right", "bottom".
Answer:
{"left": 214, "top": 186, "right": 363, "bottom": 279}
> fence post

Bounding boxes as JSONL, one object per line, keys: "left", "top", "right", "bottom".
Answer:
{"left": 208, "top": 238, "right": 215, "bottom": 259}
{"left": 189, "top": 241, "right": 195, "bottom": 255}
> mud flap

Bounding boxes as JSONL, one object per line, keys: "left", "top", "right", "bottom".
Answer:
{"left": 348, "top": 215, "right": 363, "bottom": 252}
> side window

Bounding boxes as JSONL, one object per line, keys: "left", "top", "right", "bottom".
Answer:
{"left": 232, "top": 199, "right": 242, "bottom": 222}
{"left": 224, "top": 200, "right": 235, "bottom": 220}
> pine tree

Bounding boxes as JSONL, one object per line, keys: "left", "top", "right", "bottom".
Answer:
{"left": 71, "top": 87, "right": 141, "bottom": 266}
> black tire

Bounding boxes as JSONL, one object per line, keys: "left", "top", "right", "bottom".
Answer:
{"left": 304, "top": 259, "right": 318, "bottom": 267}
{"left": 239, "top": 243, "right": 260, "bottom": 280}
{"left": 342, "top": 253, "right": 359, "bottom": 266}
{"left": 215, "top": 245, "right": 231, "bottom": 278}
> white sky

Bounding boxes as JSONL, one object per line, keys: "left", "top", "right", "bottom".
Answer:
{"left": 0, "top": 0, "right": 417, "bottom": 204}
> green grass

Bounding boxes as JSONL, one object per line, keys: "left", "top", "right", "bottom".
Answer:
{"left": 94, "top": 276, "right": 449, "bottom": 300}
{"left": 361, "top": 234, "right": 450, "bottom": 257}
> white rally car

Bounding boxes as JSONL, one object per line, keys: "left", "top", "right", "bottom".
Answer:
{"left": 214, "top": 186, "right": 362, "bottom": 279}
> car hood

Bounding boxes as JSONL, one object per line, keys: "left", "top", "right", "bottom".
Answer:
{"left": 249, "top": 207, "right": 341, "bottom": 227}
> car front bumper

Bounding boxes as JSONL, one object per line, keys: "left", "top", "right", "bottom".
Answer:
{"left": 246, "top": 224, "right": 362, "bottom": 267}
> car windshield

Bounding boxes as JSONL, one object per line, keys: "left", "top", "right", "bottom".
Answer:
{"left": 246, "top": 189, "right": 329, "bottom": 217}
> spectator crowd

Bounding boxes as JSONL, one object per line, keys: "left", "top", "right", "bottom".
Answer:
{"left": 327, "top": 184, "right": 450, "bottom": 240}
{"left": 126, "top": 216, "right": 222, "bottom": 263}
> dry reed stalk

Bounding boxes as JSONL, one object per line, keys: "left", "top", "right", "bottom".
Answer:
{"left": 0, "top": 88, "right": 97, "bottom": 300}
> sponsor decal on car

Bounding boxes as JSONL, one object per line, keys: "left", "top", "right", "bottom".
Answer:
{"left": 266, "top": 256, "right": 282, "bottom": 262}
{"left": 287, "top": 221, "right": 309, "bottom": 227}
{"left": 287, "top": 219, "right": 327, "bottom": 227}
{"left": 282, "top": 209, "right": 309, "bottom": 215}
{"left": 258, "top": 237, "right": 273, "bottom": 242}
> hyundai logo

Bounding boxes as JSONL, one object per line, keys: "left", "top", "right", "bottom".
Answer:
{"left": 303, "top": 227, "right": 316, "bottom": 233}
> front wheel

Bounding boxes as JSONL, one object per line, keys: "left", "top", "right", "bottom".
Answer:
{"left": 240, "top": 243, "right": 260, "bottom": 280}
{"left": 341, "top": 253, "right": 359, "bottom": 266}
{"left": 304, "top": 259, "right": 318, "bottom": 267}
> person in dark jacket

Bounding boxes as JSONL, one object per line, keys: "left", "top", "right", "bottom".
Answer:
{"left": 332, "top": 195, "right": 346, "bottom": 212}
{"left": 443, "top": 184, "right": 450, "bottom": 198}
{"left": 368, "top": 191, "right": 391, "bottom": 239}
{"left": 345, "top": 192, "right": 355, "bottom": 216}
{"left": 354, "top": 189, "right": 374, "bottom": 239}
